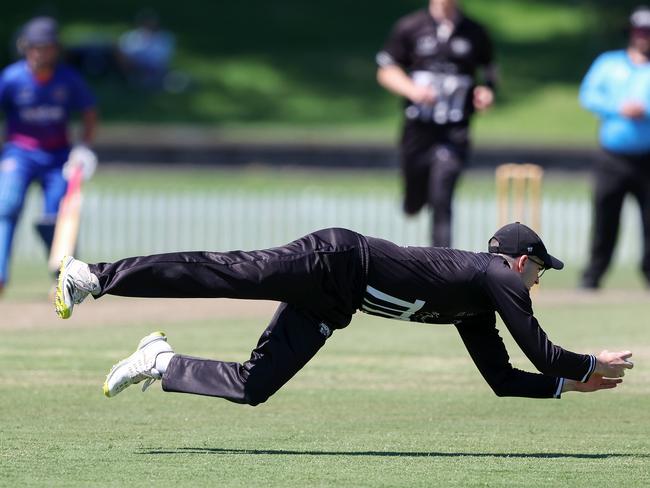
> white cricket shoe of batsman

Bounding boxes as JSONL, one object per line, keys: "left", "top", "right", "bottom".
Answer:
{"left": 103, "top": 331, "right": 175, "bottom": 398}
{"left": 55, "top": 256, "right": 100, "bottom": 319}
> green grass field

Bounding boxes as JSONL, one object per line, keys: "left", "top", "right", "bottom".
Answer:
{"left": 1, "top": 295, "right": 649, "bottom": 487}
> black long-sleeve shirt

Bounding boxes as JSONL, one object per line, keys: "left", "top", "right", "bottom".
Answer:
{"left": 376, "top": 8, "right": 497, "bottom": 125}
{"left": 360, "top": 236, "right": 596, "bottom": 398}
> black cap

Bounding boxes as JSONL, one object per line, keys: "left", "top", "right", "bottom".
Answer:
{"left": 22, "top": 17, "right": 59, "bottom": 46}
{"left": 488, "top": 222, "right": 564, "bottom": 270}
{"left": 631, "top": 6, "right": 650, "bottom": 29}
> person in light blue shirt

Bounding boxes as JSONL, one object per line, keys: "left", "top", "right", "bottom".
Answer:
{"left": 579, "top": 6, "right": 650, "bottom": 289}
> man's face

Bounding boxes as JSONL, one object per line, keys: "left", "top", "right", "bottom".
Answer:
{"left": 631, "top": 27, "right": 650, "bottom": 55}
{"left": 25, "top": 43, "right": 59, "bottom": 71}
{"left": 516, "top": 255, "right": 545, "bottom": 290}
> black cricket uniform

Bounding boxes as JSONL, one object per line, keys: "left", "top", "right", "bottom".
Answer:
{"left": 90, "top": 228, "right": 595, "bottom": 406}
{"left": 377, "top": 9, "right": 496, "bottom": 246}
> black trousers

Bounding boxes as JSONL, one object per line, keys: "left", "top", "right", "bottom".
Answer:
{"left": 582, "top": 151, "right": 650, "bottom": 287}
{"left": 400, "top": 120, "right": 469, "bottom": 247}
{"left": 89, "top": 228, "right": 368, "bottom": 405}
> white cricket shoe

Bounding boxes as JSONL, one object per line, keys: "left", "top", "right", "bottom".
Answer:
{"left": 103, "top": 331, "right": 174, "bottom": 398}
{"left": 55, "top": 256, "right": 100, "bottom": 319}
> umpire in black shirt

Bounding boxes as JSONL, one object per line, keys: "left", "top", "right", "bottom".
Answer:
{"left": 377, "top": 0, "right": 497, "bottom": 246}
{"left": 56, "top": 223, "right": 634, "bottom": 403}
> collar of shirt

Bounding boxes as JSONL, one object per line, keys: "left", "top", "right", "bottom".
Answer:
{"left": 430, "top": 10, "right": 462, "bottom": 42}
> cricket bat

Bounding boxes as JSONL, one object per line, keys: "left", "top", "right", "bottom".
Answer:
{"left": 48, "top": 164, "right": 85, "bottom": 273}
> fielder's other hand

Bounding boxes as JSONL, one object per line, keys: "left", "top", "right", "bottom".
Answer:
{"left": 595, "top": 350, "right": 634, "bottom": 378}
{"left": 473, "top": 85, "right": 494, "bottom": 111}
{"left": 408, "top": 84, "right": 437, "bottom": 106}
{"left": 565, "top": 374, "right": 623, "bottom": 393}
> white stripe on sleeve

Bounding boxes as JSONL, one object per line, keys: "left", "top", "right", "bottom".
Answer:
{"left": 580, "top": 355, "right": 596, "bottom": 383}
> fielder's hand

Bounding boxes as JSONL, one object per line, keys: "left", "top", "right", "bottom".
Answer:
{"left": 473, "top": 85, "right": 494, "bottom": 111}
{"left": 594, "top": 350, "right": 634, "bottom": 378}
{"left": 563, "top": 374, "right": 622, "bottom": 393}
{"left": 63, "top": 145, "right": 98, "bottom": 181}
{"left": 408, "top": 84, "right": 437, "bottom": 106}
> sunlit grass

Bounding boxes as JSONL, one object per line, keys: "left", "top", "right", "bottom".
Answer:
{"left": 1, "top": 298, "right": 648, "bottom": 486}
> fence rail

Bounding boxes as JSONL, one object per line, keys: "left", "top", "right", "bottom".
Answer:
{"left": 13, "top": 189, "right": 641, "bottom": 265}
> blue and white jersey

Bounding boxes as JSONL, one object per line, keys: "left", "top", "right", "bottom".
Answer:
{"left": 0, "top": 60, "right": 95, "bottom": 151}
{"left": 580, "top": 49, "right": 650, "bottom": 154}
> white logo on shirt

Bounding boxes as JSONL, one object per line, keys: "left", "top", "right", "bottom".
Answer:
{"left": 450, "top": 37, "right": 472, "bottom": 56}
{"left": 416, "top": 35, "right": 438, "bottom": 56}
{"left": 20, "top": 105, "right": 65, "bottom": 123}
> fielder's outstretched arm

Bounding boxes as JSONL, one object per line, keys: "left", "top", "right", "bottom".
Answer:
{"left": 455, "top": 316, "right": 565, "bottom": 398}
{"left": 484, "top": 267, "right": 600, "bottom": 380}
{"left": 455, "top": 316, "right": 630, "bottom": 398}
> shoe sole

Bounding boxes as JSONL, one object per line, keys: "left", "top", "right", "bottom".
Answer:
{"left": 103, "top": 331, "right": 167, "bottom": 398}
{"left": 102, "top": 359, "right": 134, "bottom": 398}
{"left": 54, "top": 256, "right": 73, "bottom": 319}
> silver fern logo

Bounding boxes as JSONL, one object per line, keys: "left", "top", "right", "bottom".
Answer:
{"left": 319, "top": 322, "right": 331, "bottom": 338}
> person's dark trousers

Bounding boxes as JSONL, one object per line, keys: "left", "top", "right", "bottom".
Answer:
{"left": 88, "top": 228, "right": 368, "bottom": 404}
{"left": 582, "top": 152, "right": 650, "bottom": 288}
{"left": 400, "top": 120, "right": 469, "bottom": 247}
{"left": 163, "top": 302, "right": 328, "bottom": 405}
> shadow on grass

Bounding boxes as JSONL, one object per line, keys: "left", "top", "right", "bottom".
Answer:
{"left": 140, "top": 447, "right": 648, "bottom": 459}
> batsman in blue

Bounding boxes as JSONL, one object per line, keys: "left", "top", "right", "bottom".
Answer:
{"left": 0, "top": 17, "right": 97, "bottom": 293}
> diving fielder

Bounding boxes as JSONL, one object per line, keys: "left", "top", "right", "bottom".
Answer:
{"left": 55, "top": 223, "right": 633, "bottom": 404}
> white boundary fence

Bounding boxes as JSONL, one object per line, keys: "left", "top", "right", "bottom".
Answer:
{"left": 13, "top": 189, "right": 642, "bottom": 265}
